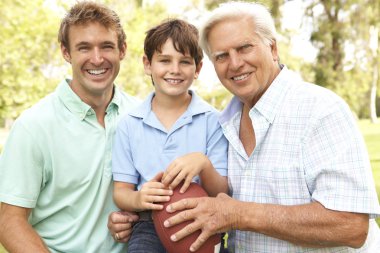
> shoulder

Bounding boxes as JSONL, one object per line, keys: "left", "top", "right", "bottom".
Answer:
{"left": 286, "top": 80, "right": 351, "bottom": 119}
{"left": 16, "top": 92, "right": 57, "bottom": 128}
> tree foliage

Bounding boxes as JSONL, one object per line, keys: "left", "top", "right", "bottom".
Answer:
{"left": 0, "top": 0, "right": 62, "bottom": 123}
{"left": 306, "top": 0, "right": 380, "bottom": 118}
{"left": 0, "top": 0, "right": 378, "bottom": 125}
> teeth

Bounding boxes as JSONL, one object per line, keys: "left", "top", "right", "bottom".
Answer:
{"left": 87, "top": 69, "right": 107, "bottom": 75}
{"left": 166, "top": 79, "right": 182, "bottom": 84}
{"left": 232, "top": 73, "right": 250, "bottom": 81}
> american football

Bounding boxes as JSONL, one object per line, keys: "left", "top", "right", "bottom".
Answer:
{"left": 152, "top": 182, "right": 221, "bottom": 253}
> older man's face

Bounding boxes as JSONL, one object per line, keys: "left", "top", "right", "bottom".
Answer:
{"left": 208, "top": 17, "right": 280, "bottom": 107}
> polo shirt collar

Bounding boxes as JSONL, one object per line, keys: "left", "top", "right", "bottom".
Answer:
{"left": 57, "top": 79, "right": 120, "bottom": 120}
{"left": 220, "top": 66, "right": 293, "bottom": 125}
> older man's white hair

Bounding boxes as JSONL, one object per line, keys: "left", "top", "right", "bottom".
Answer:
{"left": 199, "top": 1, "right": 277, "bottom": 58}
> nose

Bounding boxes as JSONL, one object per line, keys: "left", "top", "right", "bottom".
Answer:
{"left": 90, "top": 48, "right": 104, "bottom": 65}
{"left": 169, "top": 62, "right": 180, "bottom": 74}
{"left": 229, "top": 51, "right": 244, "bottom": 71}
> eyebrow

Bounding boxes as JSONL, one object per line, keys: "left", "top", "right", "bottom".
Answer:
{"left": 157, "top": 54, "right": 193, "bottom": 59}
{"left": 211, "top": 51, "right": 228, "bottom": 59}
{"left": 74, "top": 41, "right": 116, "bottom": 48}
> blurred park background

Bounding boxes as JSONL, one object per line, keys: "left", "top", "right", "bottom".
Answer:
{"left": 0, "top": 0, "right": 379, "bottom": 252}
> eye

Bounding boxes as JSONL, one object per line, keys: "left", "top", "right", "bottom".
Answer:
{"left": 180, "top": 60, "right": 192, "bottom": 65}
{"left": 239, "top": 44, "right": 253, "bottom": 54}
{"left": 78, "top": 47, "right": 89, "bottom": 52}
{"left": 214, "top": 53, "right": 228, "bottom": 63}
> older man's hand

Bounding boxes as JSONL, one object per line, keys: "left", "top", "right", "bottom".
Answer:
{"left": 107, "top": 211, "right": 139, "bottom": 243}
{"left": 163, "top": 193, "right": 239, "bottom": 252}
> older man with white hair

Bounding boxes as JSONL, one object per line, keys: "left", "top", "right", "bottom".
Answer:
{"left": 162, "top": 1, "right": 380, "bottom": 252}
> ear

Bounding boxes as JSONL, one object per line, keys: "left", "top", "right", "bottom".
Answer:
{"left": 120, "top": 42, "right": 127, "bottom": 60}
{"left": 142, "top": 55, "right": 152, "bottom": 75}
{"left": 270, "top": 40, "right": 279, "bottom": 62}
{"left": 61, "top": 44, "right": 71, "bottom": 64}
{"left": 194, "top": 61, "right": 203, "bottom": 79}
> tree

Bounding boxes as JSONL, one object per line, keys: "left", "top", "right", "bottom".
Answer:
{"left": 0, "top": 0, "right": 62, "bottom": 126}
{"left": 306, "top": 0, "right": 379, "bottom": 119}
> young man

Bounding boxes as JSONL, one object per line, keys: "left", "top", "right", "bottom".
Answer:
{"left": 111, "top": 19, "right": 228, "bottom": 252}
{"left": 0, "top": 2, "right": 139, "bottom": 252}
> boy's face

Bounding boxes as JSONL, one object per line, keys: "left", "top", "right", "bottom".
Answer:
{"left": 143, "top": 38, "right": 202, "bottom": 98}
{"left": 61, "top": 21, "right": 126, "bottom": 99}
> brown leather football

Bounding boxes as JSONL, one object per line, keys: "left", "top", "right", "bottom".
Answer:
{"left": 152, "top": 182, "right": 221, "bottom": 253}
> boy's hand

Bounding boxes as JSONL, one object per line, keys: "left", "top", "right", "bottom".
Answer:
{"left": 135, "top": 172, "right": 173, "bottom": 210}
{"left": 161, "top": 152, "right": 210, "bottom": 193}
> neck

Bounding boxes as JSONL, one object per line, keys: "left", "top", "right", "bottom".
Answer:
{"left": 152, "top": 91, "right": 191, "bottom": 111}
{"left": 69, "top": 81, "right": 114, "bottom": 127}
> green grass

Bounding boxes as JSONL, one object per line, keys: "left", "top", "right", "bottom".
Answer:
{"left": 358, "top": 119, "right": 380, "bottom": 226}
{"left": 0, "top": 120, "right": 379, "bottom": 251}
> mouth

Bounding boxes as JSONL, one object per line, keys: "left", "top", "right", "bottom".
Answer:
{"left": 164, "top": 78, "right": 183, "bottom": 84}
{"left": 231, "top": 72, "right": 251, "bottom": 81}
{"left": 86, "top": 68, "right": 108, "bottom": 76}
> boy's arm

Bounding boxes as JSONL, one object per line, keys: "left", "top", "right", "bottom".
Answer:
{"left": 198, "top": 156, "right": 228, "bottom": 197}
{"left": 0, "top": 203, "right": 50, "bottom": 253}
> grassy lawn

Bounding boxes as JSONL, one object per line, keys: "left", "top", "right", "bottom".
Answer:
{"left": 358, "top": 119, "right": 380, "bottom": 226}
{"left": 0, "top": 120, "right": 379, "bottom": 251}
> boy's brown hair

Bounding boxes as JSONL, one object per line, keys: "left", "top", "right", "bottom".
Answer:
{"left": 58, "top": 1, "right": 126, "bottom": 51}
{"left": 144, "top": 19, "right": 203, "bottom": 65}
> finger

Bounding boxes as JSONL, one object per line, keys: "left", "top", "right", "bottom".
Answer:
{"left": 115, "top": 228, "right": 134, "bottom": 243}
{"left": 166, "top": 197, "right": 199, "bottom": 213}
{"left": 169, "top": 171, "right": 185, "bottom": 191}
{"left": 142, "top": 181, "right": 168, "bottom": 190}
{"left": 151, "top": 171, "right": 164, "bottom": 182}
{"left": 189, "top": 231, "right": 212, "bottom": 252}
{"left": 108, "top": 211, "right": 138, "bottom": 230}
{"left": 169, "top": 221, "right": 200, "bottom": 242}
{"left": 179, "top": 176, "right": 193, "bottom": 193}
{"left": 143, "top": 202, "right": 165, "bottom": 210}
{"left": 142, "top": 187, "right": 173, "bottom": 197}
{"left": 109, "top": 217, "right": 134, "bottom": 230}
{"left": 146, "top": 194, "right": 171, "bottom": 203}
{"left": 162, "top": 164, "right": 180, "bottom": 186}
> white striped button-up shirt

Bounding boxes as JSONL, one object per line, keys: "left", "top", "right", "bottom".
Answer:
{"left": 220, "top": 67, "right": 380, "bottom": 252}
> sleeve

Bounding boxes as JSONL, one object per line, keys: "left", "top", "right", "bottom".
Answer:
{"left": 111, "top": 117, "right": 139, "bottom": 184}
{"left": 206, "top": 111, "right": 228, "bottom": 177}
{"left": 302, "top": 100, "right": 380, "bottom": 218}
{"left": 0, "top": 119, "right": 44, "bottom": 208}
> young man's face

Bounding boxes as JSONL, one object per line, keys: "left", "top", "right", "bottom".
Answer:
{"left": 61, "top": 22, "right": 126, "bottom": 99}
{"left": 208, "top": 17, "right": 280, "bottom": 107}
{"left": 143, "top": 38, "right": 202, "bottom": 99}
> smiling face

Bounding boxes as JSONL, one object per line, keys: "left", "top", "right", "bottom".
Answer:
{"left": 61, "top": 21, "right": 126, "bottom": 101}
{"left": 143, "top": 38, "right": 202, "bottom": 100}
{"left": 208, "top": 17, "right": 280, "bottom": 107}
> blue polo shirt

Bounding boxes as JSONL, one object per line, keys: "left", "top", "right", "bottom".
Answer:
{"left": 112, "top": 91, "right": 228, "bottom": 189}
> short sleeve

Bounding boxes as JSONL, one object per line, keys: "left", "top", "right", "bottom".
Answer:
{"left": 0, "top": 119, "right": 44, "bottom": 208}
{"left": 206, "top": 111, "right": 228, "bottom": 177}
{"left": 303, "top": 100, "right": 380, "bottom": 218}
{"left": 112, "top": 116, "right": 139, "bottom": 184}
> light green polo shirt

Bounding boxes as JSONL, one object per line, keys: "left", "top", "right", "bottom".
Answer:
{"left": 0, "top": 79, "right": 139, "bottom": 253}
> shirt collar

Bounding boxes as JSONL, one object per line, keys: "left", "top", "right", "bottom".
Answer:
{"left": 129, "top": 90, "right": 212, "bottom": 119}
{"left": 57, "top": 79, "right": 120, "bottom": 120}
{"left": 252, "top": 66, "right": 294, "bottom": 124}
{"left": 220, "top": 66, "right": 294, "bottom": 125}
